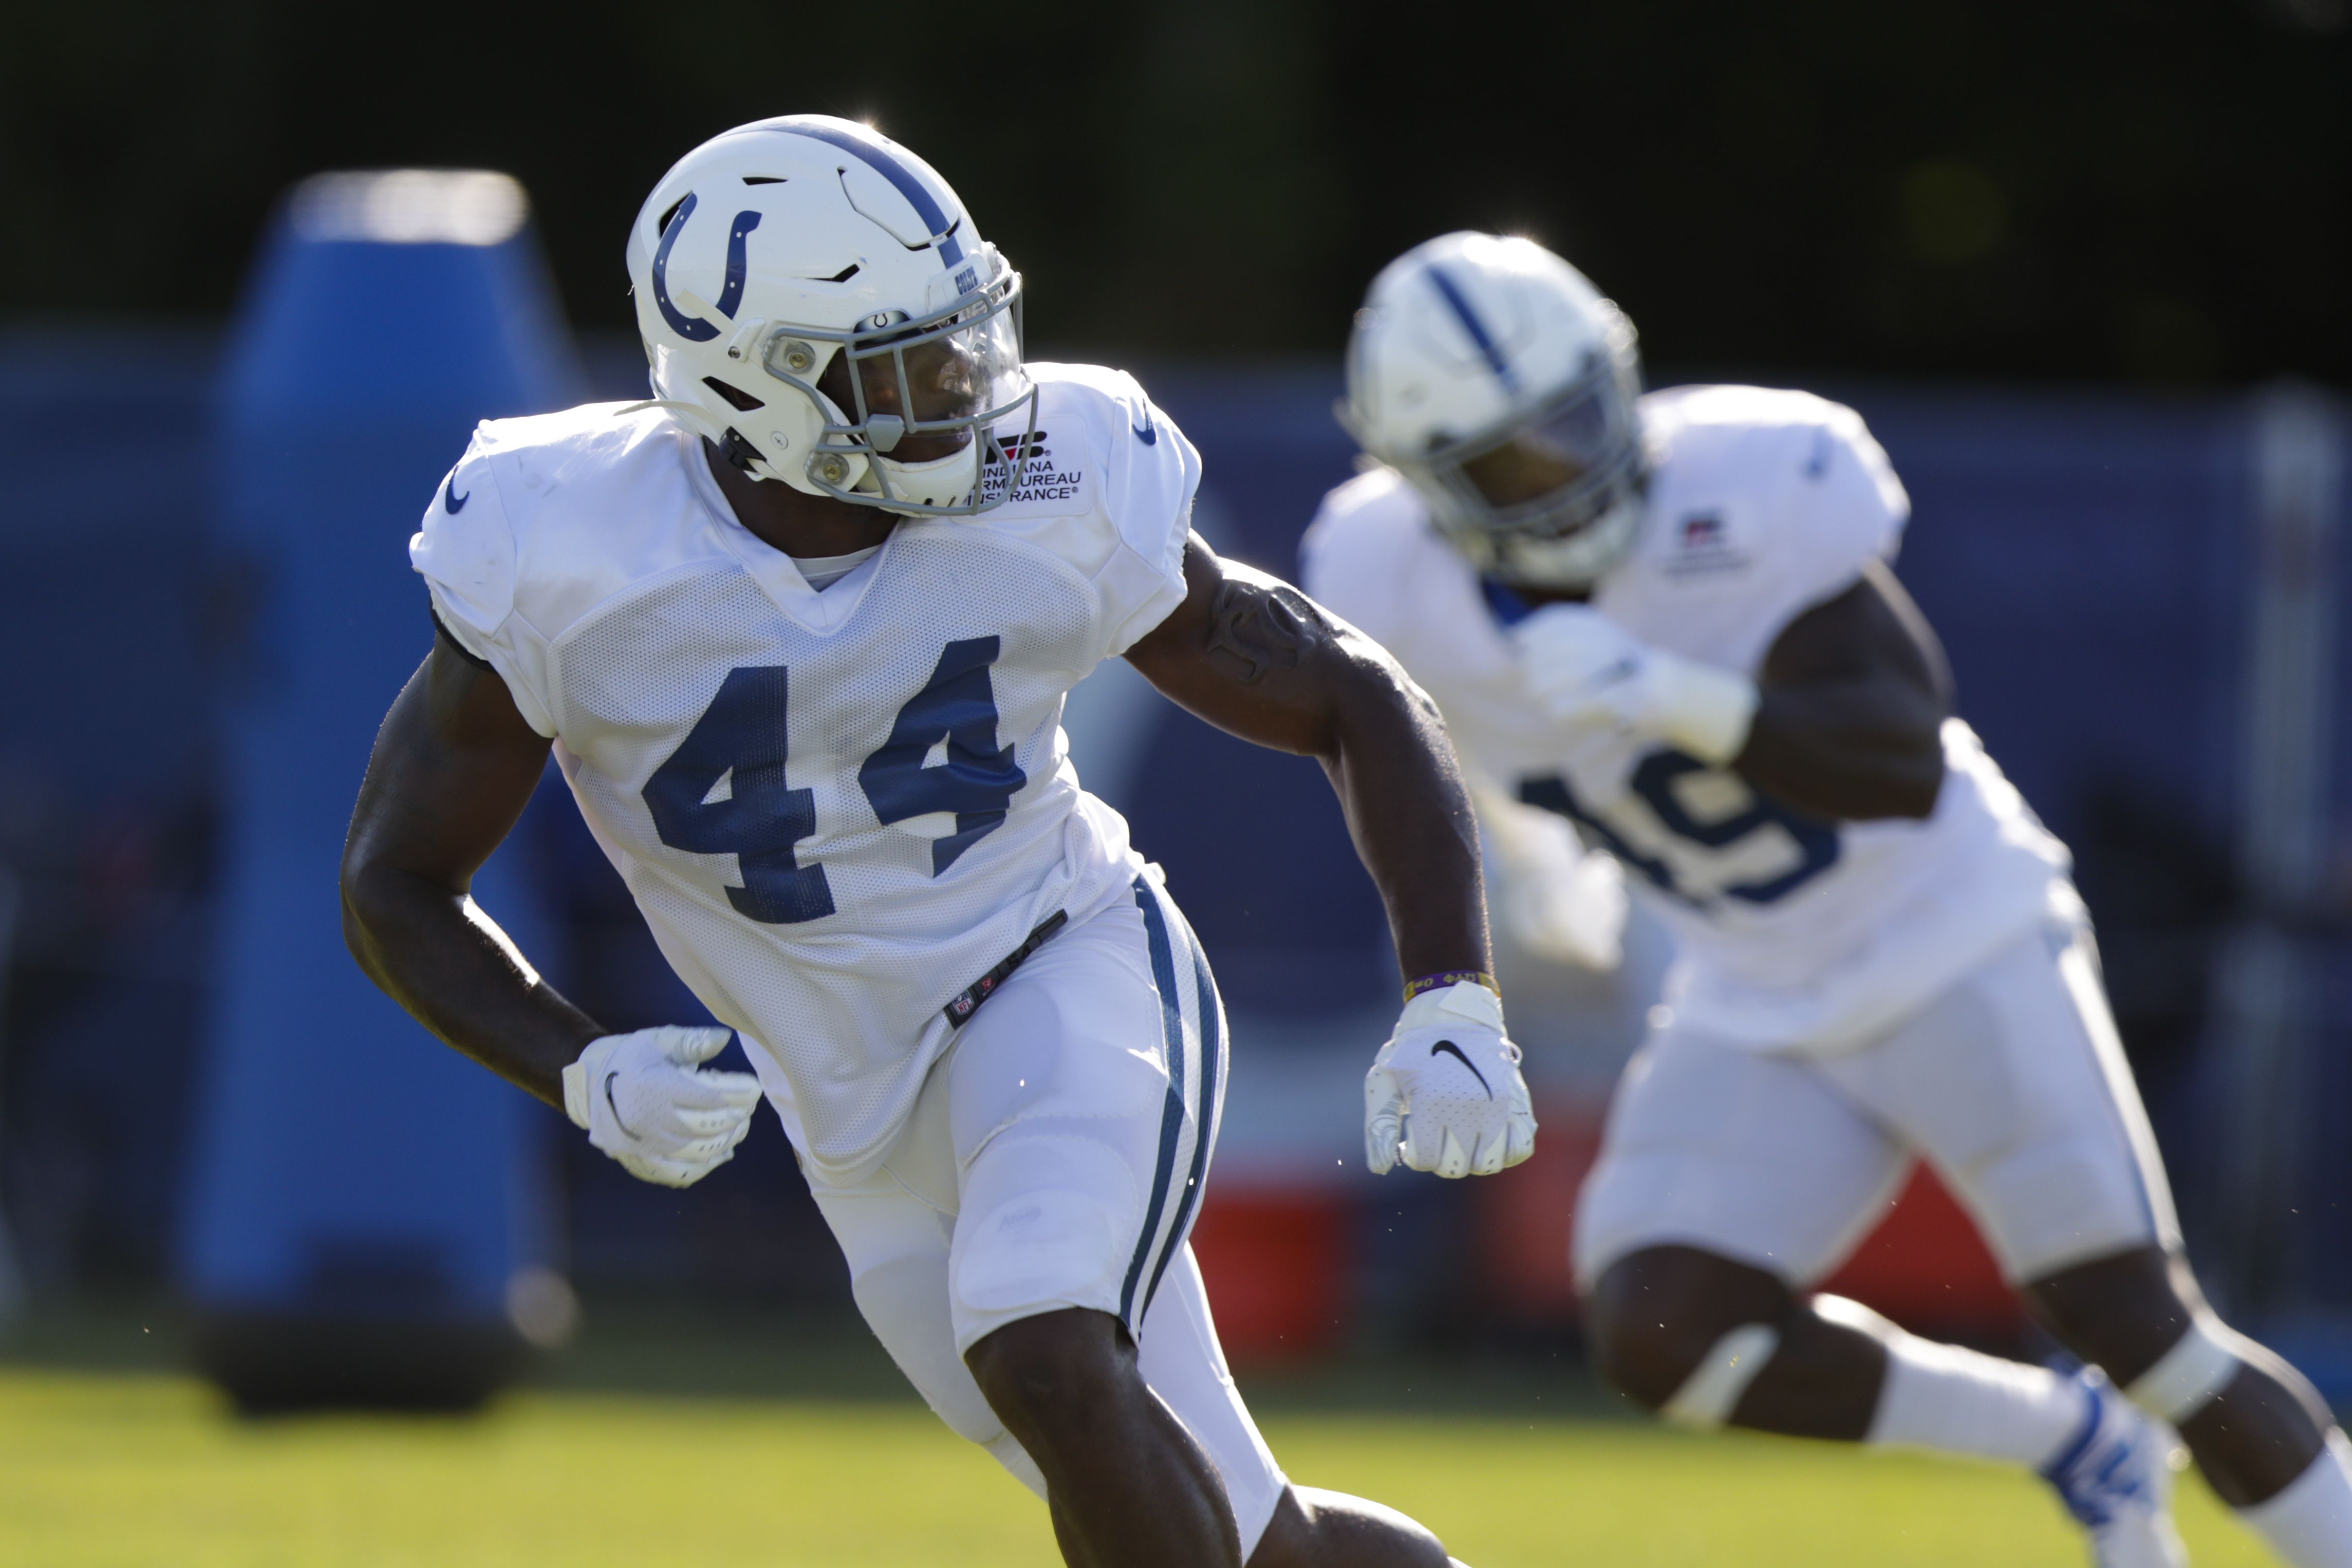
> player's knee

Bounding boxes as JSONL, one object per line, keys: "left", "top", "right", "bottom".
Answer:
{"left": 964, "top": 1306, "right": 1135, "bottom": 1445}
{"left": 2026, "top": 1248, "right": 2318, "bottom": 1429}
{"left": 2029, "top": 1247, "right": 2203, "bottom": 1386}
{"left": 1584, "top": 1246, "right": 1787, "bottom": 1411}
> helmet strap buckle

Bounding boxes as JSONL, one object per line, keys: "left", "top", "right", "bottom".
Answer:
{"left": 720, "top": 428, "right": 766, "bottom": 476}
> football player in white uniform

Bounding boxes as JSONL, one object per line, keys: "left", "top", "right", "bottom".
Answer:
{"left": 340, "top": 120, "right": 1533, "bottom": 1568}
{"left": 1303, "top": 232, "right": 2352, "bottom": 1568}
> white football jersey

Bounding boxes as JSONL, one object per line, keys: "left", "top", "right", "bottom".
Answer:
{"left": 412, "top": 364, "right": 1198, "bottom": 1183}
{"left": 1303, "top": 384, "right": 2069, "bottom": 1053}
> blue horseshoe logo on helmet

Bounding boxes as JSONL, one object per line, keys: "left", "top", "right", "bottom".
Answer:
{"left": 651, "top": 191, "right": 762, "bottom": 343}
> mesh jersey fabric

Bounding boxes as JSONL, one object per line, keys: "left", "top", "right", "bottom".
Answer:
{"left": 410, "top": 363, "right": 1202, "bottom": 1183}
{"left": 1303, "top": 383, "right": 2069, "bottom": 1055}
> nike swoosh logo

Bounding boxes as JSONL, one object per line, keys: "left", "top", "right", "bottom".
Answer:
{"left": 444, "top": 474, "right": 470, "bottom": 513}
{"left": 1429, "top": 1039, "right": 1492, "bottom": 1098}
{"left": 603, "top": 1071, "right": 640, "bottom": 1138}
{"left": 1132, "top": 410, "right": 1156, "bottom": 445}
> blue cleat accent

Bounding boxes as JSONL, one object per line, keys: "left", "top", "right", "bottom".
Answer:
{"left": 2039, "top": 1369, "right": 2189, "bottom": 1567}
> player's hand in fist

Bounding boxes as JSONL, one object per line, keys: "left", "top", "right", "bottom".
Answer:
{"left": 562, "top": 1025, "right": 763, "bottom": 1188}
{"left": 1364, "top": 980, "right": 1536, "bottom": 1178}
{"left": 1513, "top": 603, "right": 1757, "bottom": 766}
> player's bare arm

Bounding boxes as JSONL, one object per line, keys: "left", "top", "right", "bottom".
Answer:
{"left": 346, "top": 631, "right": 760, "bottom": 1191}
{"left": 1123, "top": 534, "right": 1490, "bottom": 984}
{"left": 1511, "top": 558, "right": 1949, "bottom": 827}
{"left": 1734, "top": 557, "right": 1952, "bottom": 822}
{"left": 341, "top": 633, "right": 598, "bottom": 1108}
{"left": 1128, "top": 535, "right": 1531, "bottom": 1183}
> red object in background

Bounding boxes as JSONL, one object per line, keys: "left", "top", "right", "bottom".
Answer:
{"left": 1474, "top": 1095, "right": 1608, "bottom": 1318}
{"left": 1188, "top": 1186, "right": 1351, "bottom": 1365}
{"left": 1819, "top": 1163, "right": 2025, "bottom": 1341}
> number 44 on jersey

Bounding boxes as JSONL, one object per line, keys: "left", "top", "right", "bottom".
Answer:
{"left": 642, "top": 637, "right": 1027, "bottom": 924}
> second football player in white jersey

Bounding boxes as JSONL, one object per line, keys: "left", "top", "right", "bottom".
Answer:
{"left": 341, "top": 119, "right": 1534, "bottom": 1568}
{"left": 1303, "top": 231, "right": 2352, "bottom": 1568}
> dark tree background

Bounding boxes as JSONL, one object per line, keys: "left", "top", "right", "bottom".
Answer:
{"left": 1, "top": 0, "right": 2345, "bottom": 380}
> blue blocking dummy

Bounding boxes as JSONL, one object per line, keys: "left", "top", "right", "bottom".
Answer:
{"left": 186, "top": 172, "right": 582, "bottom": 1411}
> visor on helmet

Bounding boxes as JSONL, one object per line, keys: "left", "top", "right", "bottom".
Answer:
{"left": 759, "top": 264, "right": 1035, "bottom": 516}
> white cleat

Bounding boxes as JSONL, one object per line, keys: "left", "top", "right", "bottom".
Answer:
{"left": 2040, "top": 1368, "right": 2190, "bottom": 1568}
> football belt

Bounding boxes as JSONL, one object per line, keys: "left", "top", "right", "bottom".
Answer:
{"left": 942, "top": 909, "right": 1069, "bottom": 1027}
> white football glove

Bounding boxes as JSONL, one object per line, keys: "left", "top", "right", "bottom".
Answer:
{"left": 1513, "top": 604, "right": 1759, "bottom": 766}
{"left": 1365, "top": 982, "right": 1536, "bottom": 1178}
{"left": 562, "top": 1026, "right": 763, "bottom": 1188}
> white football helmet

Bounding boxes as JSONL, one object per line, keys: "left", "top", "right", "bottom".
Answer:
{"left": 624, "top": 115, "right": 1035, "bottom": 516}
{"left": 1340, "top": 233, "right": 1648, "bottom": 590}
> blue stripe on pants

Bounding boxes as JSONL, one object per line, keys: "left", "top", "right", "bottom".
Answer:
{"left": 1122, "top": 875, "right": 1190, "bottom": 1327}
{"left": 1144, "top": 905, "right": 1224, "bottom": 1317}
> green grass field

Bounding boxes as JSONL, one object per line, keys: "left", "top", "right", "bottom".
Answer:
{"left": 0, "top": 1363, "right": 2279, "bottom": 1566}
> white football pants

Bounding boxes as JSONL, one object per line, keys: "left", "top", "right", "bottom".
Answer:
{"left": 808, "top": 875, "right": 1288, "bottom": 1553}
{"left": 1577, "top": 899, "right": 2179, "bottom": 1289}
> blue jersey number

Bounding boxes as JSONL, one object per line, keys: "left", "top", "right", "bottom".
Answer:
{"left": 858, "top": 637, "right": 1029, "bottom": 875}
{"left": 643, "top": 666, "right": 835, "bottom": 924}
{"left": 1520, "top": 748, "right": 1839, "bottom": 906}
{"left": 644, "top": 639, "right": 1026, "bottom": 924}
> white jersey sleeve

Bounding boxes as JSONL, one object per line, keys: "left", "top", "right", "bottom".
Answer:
{"left": 1041, "top": 364, "right": 1201, "bottom": 657}
{"left": 1749, "top": 393, "right": 1909, "bottom": 637}
{"left": 409, "top": 431, "right": 559, "bottom": 737}
{"left": 1617, "top": 387, "right": 1910, "bottom": 674}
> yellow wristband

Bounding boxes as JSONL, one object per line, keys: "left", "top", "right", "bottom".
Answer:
{"left": 1403, "top": 969, "right": 1498, "bottom": 1004}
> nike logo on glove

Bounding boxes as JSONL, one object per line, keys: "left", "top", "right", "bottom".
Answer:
{"left": 1131, "top": 409, "right": 1156, "bottom": 445}
{"left": 1429, "top": 1039, "right": 1492, "bottom": 1097}
{"left": 603, "top": 1071, "right": 641, "bottom": 1138}
{"left": 445, "top": 474, "right": 470, "bottom": 513}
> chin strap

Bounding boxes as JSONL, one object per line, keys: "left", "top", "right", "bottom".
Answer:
{"left": 718, "top": 428, "right": 767, "bottom": 475}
